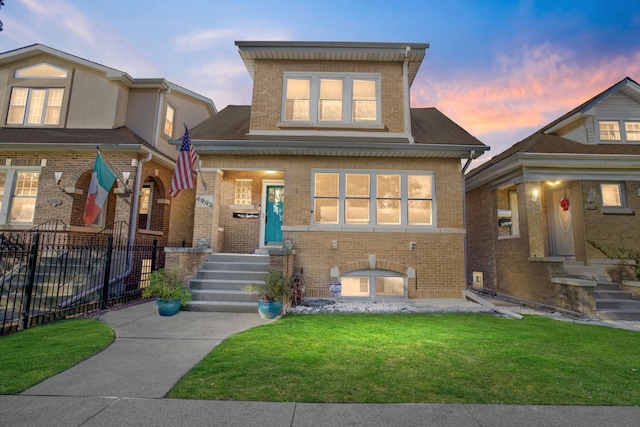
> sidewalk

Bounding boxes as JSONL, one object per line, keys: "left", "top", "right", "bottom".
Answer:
{"left": 1, "top": 300, "right": 639, "bottom": 426}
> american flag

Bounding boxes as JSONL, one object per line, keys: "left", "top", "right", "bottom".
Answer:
{"left": 169, "top": 127, "right": 198, "bottom": 197}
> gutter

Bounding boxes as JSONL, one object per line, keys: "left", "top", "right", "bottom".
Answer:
{"left": 403, "top": 46, "right": 414, "bottom": 143}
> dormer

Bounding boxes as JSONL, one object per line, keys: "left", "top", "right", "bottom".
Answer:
{"left": 235, "top": 41, "right": 429, "bottom": 141}
{"left": 544, "top": 77, "right": 640, "bottom": 145}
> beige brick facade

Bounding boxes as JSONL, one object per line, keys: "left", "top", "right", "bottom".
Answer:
{"left": 250, "top": 61, "right": 406, "bottom": 133}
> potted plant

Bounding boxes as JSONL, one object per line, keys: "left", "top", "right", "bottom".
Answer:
{"left": 141, "top": 268, "right": 192, "bottom": 316}
{"left": 244, "top": 270, "right": 292, "bottom": 319}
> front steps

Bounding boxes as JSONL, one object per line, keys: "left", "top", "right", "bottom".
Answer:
{"left": 595, "top": 281, "right": 640, "bottom": 321}
{"left": 183, "top": 253, "right": 268, "bottom": 313}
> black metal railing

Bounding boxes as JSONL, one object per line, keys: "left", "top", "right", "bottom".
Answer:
{"left": 0, "top": 229, "right": 163, "bottom": 335}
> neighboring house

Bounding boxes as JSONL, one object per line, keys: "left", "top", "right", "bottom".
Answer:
{"left": 465, "top": 77, "right": 640, "bottom": 318}
{"left": 185, "top": 41, "right": 487, "bottom": 302}
{"left": 0, "top": 44, "right": 216, "bottom": 247}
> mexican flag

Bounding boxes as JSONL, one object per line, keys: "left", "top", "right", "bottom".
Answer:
{"left": 83, "top": 152, "right": 117, "bottom": 226}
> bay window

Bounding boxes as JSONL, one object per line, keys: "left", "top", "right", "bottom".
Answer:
{"left": 283, "top": 73, "right": 380, "bottom": 126}
{"left": 312, "top": 170, "right": 434, "bottom": 227}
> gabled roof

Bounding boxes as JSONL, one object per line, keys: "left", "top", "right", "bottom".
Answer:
{"left": 0, "top": 44, "right": 216, "bottom": 112}
{"left": 188, "top": 105, "right": 487, "bottom": 159}
{"left": 235, "top": 41, "right": 429, "bottom": 85}
{"left": 466, "top": 76, "right": 640, "bottom": 183}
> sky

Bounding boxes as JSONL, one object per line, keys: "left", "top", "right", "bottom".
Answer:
{"left": 1, "top": 0, "right": 639, "bottom": 165}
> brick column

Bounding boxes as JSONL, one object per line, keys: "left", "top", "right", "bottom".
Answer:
{"left": 524, "top": 182, "right": 545, "bottom": 257}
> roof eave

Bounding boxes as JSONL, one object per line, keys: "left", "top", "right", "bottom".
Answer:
{"left": 186, "top": 139, "right": 486, "bottom": 159}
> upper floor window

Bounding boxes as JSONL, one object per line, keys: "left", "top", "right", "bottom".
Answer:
{"left": 598, "top": 120, "right": 640, "bottom": 142}
{"left": 283, "top": 74, "right": 380, "bottom": 126}
{"left": 164, "top": 104, "right": 175, "bottom": 137}
{"left": 7, "top": 87, "right": 64, "bottom": 126}
{"left": 312, "top": 170, "right": 433, "bottom": 227}
{"left": 15, "top": 63, "right": 68, "bottom": 79}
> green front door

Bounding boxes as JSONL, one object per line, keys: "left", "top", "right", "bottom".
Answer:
{"left": 265, "top": 185, "right": 284, "bottom": 245}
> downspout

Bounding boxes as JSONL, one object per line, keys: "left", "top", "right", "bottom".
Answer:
{"left": 403, "top": 46, "right": 414, "bottom": 143}
{"left": 108, "top": 151, "right": 152, "bottom": 286}
{"left": 461, "top": 150, "right": 475, "bottom": 292}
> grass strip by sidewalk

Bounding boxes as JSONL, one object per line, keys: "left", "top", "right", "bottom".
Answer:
{"left": 169, "top": 313, "right": 640, "bottom": 405}
{"left": 0, "top": 318, "right": 114, "bottom": 394}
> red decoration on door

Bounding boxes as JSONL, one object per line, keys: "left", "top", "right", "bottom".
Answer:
{"left": 560, "top": 197, "right": 570, "bottom": 211}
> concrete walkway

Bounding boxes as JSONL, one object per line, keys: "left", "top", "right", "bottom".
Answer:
{"left": 1, "top": 300, "right": 639, "bottom": 426}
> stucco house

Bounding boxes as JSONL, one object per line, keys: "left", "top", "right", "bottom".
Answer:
{"left": 0, "top": 44, "right": 216, "bottom": 247}
{"left": 465, "top": 77, "right": 640, "bottom": 320}
{"left": 180, "top": 41, "right": 487, "bottom": 311}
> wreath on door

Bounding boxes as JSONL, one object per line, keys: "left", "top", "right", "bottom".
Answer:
{"left": 560, "top": 197, "right": 570, "bottom": 211}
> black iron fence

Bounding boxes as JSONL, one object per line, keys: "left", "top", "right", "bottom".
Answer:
{"left": 0, "top": 229, "right": 164, "bottom": 335}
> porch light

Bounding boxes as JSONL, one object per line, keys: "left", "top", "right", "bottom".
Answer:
{"left": 531, "top": 188, "right": 539, "bottom": 202}
{"left": 54, "top": 172, "right": 63, "bottom": 185}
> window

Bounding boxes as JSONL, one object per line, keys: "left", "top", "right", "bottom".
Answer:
{"left": 15, "top": 63, "right": 67, "bottom": 78}
{"left": 341, "top": 270, "right": 405, "bottom": 298}
{"left": 283, "top": 74, "right": 380, "bottom": 125}
{"left": 7, "top": 87, "right": 64, "bottom": 125}
{"left": 234, "top": 179, "right": 253, "bottom": 206}
{"left": 0, "top": 170, "right": 40, "bottom": 225}
{"left": 138, "top": 183, "right": 153, "bottom": 230}
{"left": 599, "top": 120, "right": 640, "bottom": 142}
{"left": 312, "top": 171, "right": 434, "bottom": 227}
{"left": 164, "top": 104, "right": 175, "bottom": 137}
{"left": 625, "top": 122, "right": 640, "bottom": 141}
{"left": 601, "top": 183, "right": 623, "bottom": 207}
{"left": 509, "top": 191, "right": 520, "bottom": 237}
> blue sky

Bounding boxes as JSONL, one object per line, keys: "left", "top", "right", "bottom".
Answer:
{"left": 1, "top": 0, "right": 639, "bottom": 163}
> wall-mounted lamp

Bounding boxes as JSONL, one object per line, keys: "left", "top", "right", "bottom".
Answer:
{"left": 122, "top": 171, "right": 130, "bottom": 186}
{"left": 331, "top": 240, "right": 338, "bottom": 250}
{"left": 531, "top": 188, "right": 539, "bottom": 202}
{"left": 54, "top": 172, "right": 63, "bottom": 185}
{"left": 410, "top": 242, "right": 416, "bottom": 251}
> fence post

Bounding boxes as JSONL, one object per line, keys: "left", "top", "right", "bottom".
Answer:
{"left": 101, "top": 234, "right": 114, "bottom": 310}
{"left": 21, "top": 231, "right": 40, "bottom": 330}
{"left": 151, "top": 239, "right": 158, "bottom": 272}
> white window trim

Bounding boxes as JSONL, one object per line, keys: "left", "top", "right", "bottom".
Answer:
{"left": 600, "top": 182, "right": 634, "bottom": 214}
{"left": 7, "top": 87, "right": 64, "bottom": 126}
{"left": 15, "top": 62, "right": 68, "bottom": 79}
{"left": 598, "top": 119, "right": 640, "bottom": 143}
{"left": 0, "top": 168, "right": 41, "bottom": 226}
{"left": 340, "top": 269, "right": 407, "bottom": 298}
{"left": 163, "top": 103, "right": 176, "bottom": 138}
{"left": 281, "top": 72, "right": 382, "bottom": 127}
{"left": 311, "top": 169, "right": 436, "bottom": 229}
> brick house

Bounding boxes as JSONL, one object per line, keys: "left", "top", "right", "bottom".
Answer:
{"left": 465, "top": 77, "right": 640, "bottom": 318}
{"left": 184, "top": 41, "right": 487, "bottom": 301}
{"left": 0, "top": 44, "right": 216, "bottom": 247}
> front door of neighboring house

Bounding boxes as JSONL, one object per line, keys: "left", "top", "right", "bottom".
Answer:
{"left": 549, "top": 188, "right": 575, "bottom": 257}
{"left": 262, "top": 183, "right": 284, "bottom": 246}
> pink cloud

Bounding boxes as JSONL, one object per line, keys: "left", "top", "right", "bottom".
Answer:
{"left": 413, "top": 44, "right": 640, "bottom": 143}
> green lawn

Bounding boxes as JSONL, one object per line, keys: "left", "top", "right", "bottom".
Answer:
{"left": 168, "top": 313, "right": 640, "bottom": 405}
{"left": 0, "top": 318, "right": 114, "bottom": 394}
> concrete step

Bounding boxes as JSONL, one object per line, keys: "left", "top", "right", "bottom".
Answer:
{"left": 191, "top": 289, "right": 258, "bottom": 303}
{"left": 205, "top": 253, "right": 269, "bottom": 264}
{"left": 595, "top": 281, "right": 621, "bottom": 291}
{"left": 189, "top": 278, "right": 263, "bottom": 291}
{"left": 596, "top": 299, "right": 640, "bottom": 310}
{"left": 195, "top": 270, "right": 266, "bottom": 281}
{"left": 597, "top": 309, "right": 640, "bottom": 321}
{"left": 183, "top": 300, "right": 258, "bottom": 313}
{"left": 595, "top": 290, "right": 634, "bottom": 300}
{"left": 200, "top": 261, "right": 269, "bottom": 272}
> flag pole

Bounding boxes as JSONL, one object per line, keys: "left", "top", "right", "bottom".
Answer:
{"left": 184, "top": 123, "right": 207, "bottom": 190}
